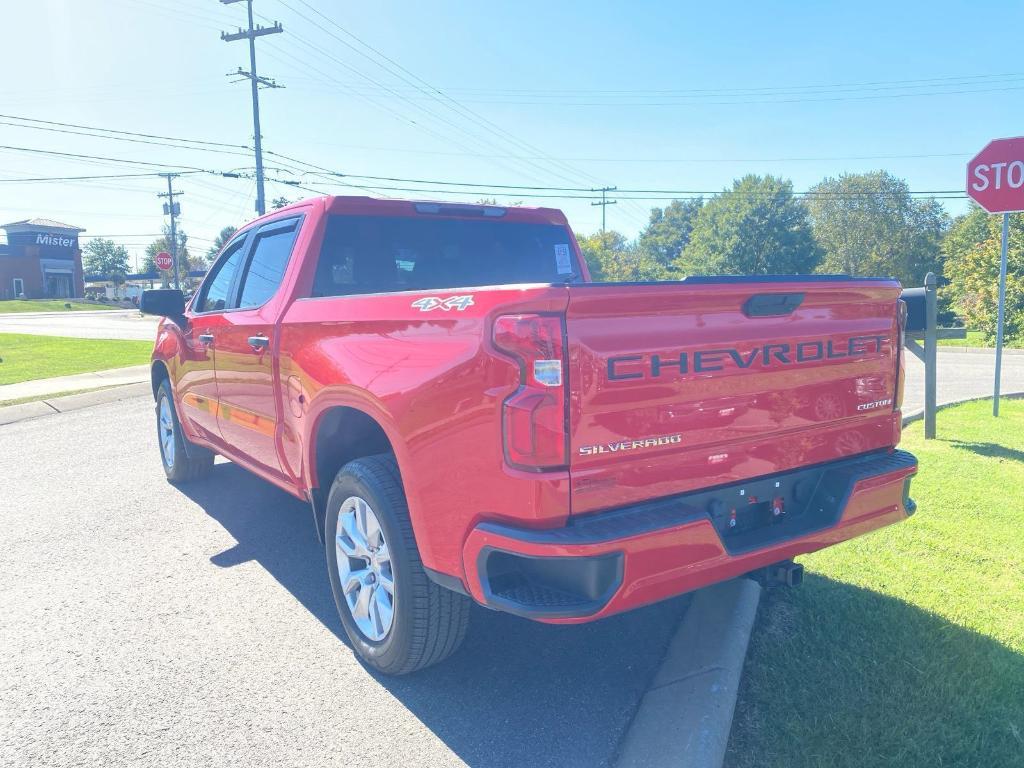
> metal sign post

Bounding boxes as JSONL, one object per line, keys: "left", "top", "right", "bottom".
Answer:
{"left": 994, "top": 212, "right": 1010, "bottom": 416}
{"left": 966, "top": 137, "right": 1024, "bottom": 417}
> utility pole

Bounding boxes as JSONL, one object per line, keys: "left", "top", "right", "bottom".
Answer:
{"left": 157, "top": 174, "right": 183, "bottom": 290}
{"left": 591, "top": 186, "right": 617, "bottom": 234}
{"left": 221, "top": 0, "right": 283, "bottom": 216}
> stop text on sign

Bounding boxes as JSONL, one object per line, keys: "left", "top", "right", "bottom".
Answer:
{"left": 970, "top": 160, "right": 1024, "bottom": 192}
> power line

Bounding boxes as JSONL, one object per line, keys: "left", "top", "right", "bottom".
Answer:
{"left": 264, "top": 23, "right": 573, "bottom": 188}
{"left": 0, "top": 113, "right": 247, "bottom": 149}
{"left": 278, "top": 70, "right": 1024, "bottom": 98}
{"left": 274, "top": 0, "right": 612, "bottom": 192}
{"left": 0, "top": 120, "right": 258, "bottom": 161}
{"left": 395, "top": 83, "right": 1024, "bottom": 108}
{"left": 0, "top": 142, "right": 968, "bottom": 200}
{"left": 0, "top": 144, "right": 219, "bottom": 173}
{"left": 0, "top": 171, "right": 179, "bottom": 183}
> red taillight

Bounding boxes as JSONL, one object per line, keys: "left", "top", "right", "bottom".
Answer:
{"left": 895, "top": 300, "right": 907, "bottom": 411}
{"left": 492, "top": 314, "right": 568, "bottom": 470}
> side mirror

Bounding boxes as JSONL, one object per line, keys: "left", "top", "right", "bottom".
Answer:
{"left": 141, "top": 289, "right": 186, "bottom": 324}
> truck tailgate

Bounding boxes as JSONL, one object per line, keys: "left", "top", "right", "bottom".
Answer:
{"left": 566, "top": 278, "right": 903, "bottom": 515}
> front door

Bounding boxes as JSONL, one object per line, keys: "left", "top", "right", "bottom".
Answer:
{"left": 176, "top": 236, "right": 249, "bottom": 442}
{"left": 213, "top": 217, "right": 301, "bottom": 475}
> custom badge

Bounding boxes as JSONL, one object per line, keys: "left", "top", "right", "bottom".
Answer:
{"left": 856, "top": 398, "right": 893, "bottom": 411}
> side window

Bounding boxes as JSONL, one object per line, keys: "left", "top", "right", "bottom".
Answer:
{"left": 237, "top": 219, "right": 299, "bottom": 309}
{"left": 195, "top": 238, "right": 247, "bottom": 313}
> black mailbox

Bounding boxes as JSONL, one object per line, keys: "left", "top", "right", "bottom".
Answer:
{"left": 900, "top": 287, "right": 927, "bottom": 332}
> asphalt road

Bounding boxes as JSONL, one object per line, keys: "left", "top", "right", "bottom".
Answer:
{"left": 0, "top": 398, "right": 689, "bottom": 768}
{"left": 0, "top": 309, "right": 159, "bottom": 340}
{"left": 903, "top": 347, "right": 1024, "bottom": 414}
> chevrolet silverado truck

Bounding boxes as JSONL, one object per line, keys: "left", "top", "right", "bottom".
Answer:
{"left": 141, "top": 195, "right": 918, "bottom": 675}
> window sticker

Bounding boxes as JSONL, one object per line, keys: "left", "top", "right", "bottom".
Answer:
{"left": 554, "top": 243, "right": 574, "bottom": 274}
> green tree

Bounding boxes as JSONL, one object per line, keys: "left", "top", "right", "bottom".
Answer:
{"left": 944, "top": 210, "right": 1024, "bottom": 341}
{"left": 680, "top": 175, "right": 821, "bottom": 275}
{"left": 144, "top": 227, "right": 194, "bottom": 288}
{"left": 271, "top": 196, "right": 292, "bottom": 210}
{"left": 806, "top": 171, "right": 949, "bottom": 285}
{"left": 206, "top": 225, "right": 237, "bottom": 262}
{"left": 577, "top": 230, "right": 669, "bottom": 282}
{"left": 638, "top": 198, "right": 703, "bottom": 275}
{"left": 82, "top": 238, "right": 130, "bottom": 285}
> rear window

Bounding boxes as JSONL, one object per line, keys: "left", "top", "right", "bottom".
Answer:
{"left": 311, "top": 215, "right": 579, "bottom": 297}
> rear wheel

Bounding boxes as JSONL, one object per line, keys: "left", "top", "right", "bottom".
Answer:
{"left": 325, "top": 454, "right": 470, "bottom": 675}
{"left": 155, "top": 379, "right": 213, "bottom": 484}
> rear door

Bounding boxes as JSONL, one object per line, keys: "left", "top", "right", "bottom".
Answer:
{"left": 213, "top": 216, "right": 301, "bottom": 475}
{"left": 565, "top": 278, "right": 902, "bottom": 515}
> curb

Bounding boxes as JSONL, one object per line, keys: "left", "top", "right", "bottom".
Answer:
{"left": 0, "top": 382, "right": 151, "bottom": 426}
{"left": 934, "top": 345, "right": 1024, "bottom": 355}
{"left": 615, "top": 578, "right": 762, "bottom": 768}
{"left": 901, "top": 390, "right": 1024, "bottom": 426}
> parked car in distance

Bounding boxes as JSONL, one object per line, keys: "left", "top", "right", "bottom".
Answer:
{"left": 142, "top": 196, "right": 917, "bottom": 674}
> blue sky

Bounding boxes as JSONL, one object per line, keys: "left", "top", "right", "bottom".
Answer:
{"left": 0, "top": 0, "right": 1021, "bottom": 267}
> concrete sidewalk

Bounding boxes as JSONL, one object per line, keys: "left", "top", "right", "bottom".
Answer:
{"left": 0, "top": 364, "right": 150, "bottom": 403}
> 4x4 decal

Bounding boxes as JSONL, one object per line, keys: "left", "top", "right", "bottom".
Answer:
{"left": 411, "top": 295, "right": 475, "bottom": 312}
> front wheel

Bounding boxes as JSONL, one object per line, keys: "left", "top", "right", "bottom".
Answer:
{"left": 325, "top": 454, "right": 470, "bottom": 675}
{"left": 155, "top": 380, "right": 213, "bottom": 484}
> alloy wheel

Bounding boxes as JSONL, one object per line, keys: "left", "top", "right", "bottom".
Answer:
{"left": 158, "top": 396, "right": 175, "bottom": 468}
{"left": 335, "top": 496, "right": 395, "bottom": 641}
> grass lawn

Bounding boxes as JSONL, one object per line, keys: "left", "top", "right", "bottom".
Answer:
{"left": 726, "top": 399, "right": 1024, "bottom": 768}
{"left": 0, "top": 333, "right": 151, "bottom": 385}
{"left": 939, "top": 329, "right": 1024, "bottom": 349}
{"left": 0, "top": 299, "right": 120, "bottom": 313}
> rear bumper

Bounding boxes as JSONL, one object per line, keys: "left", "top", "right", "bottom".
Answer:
{"left": 462, "top": 449, "right": 917, "bottom": 622}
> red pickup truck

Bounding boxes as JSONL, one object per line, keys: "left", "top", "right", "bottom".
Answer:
{"left": 142, "top": 195, "right": 917, "bottom": 675}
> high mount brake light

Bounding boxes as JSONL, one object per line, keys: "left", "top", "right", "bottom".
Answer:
{"left": 493, "top": 314, "right": 568, "bottom": 470}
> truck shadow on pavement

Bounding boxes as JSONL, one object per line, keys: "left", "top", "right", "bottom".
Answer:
{"left": 180, "top": 461, "right": 690, "bottom": 768}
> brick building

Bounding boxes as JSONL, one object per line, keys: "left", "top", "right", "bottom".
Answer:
{"left": 0, "top": 218, "right": 86, "bottom": 300}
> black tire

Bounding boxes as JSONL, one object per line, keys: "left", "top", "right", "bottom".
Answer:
{"left": 325, "top": 454, "right": 470, "bottom": 675}
{"left": 155, "top": 379, "right": 214, "bottom": 484}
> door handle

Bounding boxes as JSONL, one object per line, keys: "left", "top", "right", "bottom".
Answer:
{"left": 248, "top": 335, "right": 270, "bottom": 350}
{"left": 198, "top": 333, "right": 214, "bottom": 345}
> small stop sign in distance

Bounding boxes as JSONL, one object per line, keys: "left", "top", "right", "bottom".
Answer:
{"left": 154, "top": 251, "right": 173, "bottom": 271}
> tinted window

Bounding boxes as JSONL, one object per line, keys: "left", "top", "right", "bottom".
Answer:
{"left": 196, "top": 239, "right": 246, "bottom": 313}
{"left": 238, "top": 221, "right": 299, "bottom": 308}
{"left": 311, "top": 215, "right": 579, "bottom": 297}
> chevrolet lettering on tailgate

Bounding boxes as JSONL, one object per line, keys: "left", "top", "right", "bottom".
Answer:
{"left": 606, "top": 335, "right": 889, "bottom": 381}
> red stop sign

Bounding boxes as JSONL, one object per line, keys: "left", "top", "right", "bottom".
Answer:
{"left": 967, "top": 137, "right": 1024, "bottom": 213}
{"left": 155, "top": 251, "right": 173, "bottom": 271}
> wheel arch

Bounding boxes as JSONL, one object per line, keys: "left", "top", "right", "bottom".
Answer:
{"left": 304, "top": 397, "right": 416, "bottom": 545}
{"left": 150, "top": 359, "right": 170, "bottom": 399}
